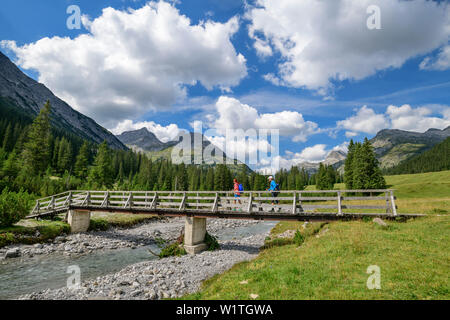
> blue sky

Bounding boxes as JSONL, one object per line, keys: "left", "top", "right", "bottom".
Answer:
{"left": 1, "top": 0, "right": 449, "bottom": 171}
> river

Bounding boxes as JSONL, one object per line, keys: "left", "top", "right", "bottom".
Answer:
{"left": 0, "top": 220, "right": 277, "bottom": 300}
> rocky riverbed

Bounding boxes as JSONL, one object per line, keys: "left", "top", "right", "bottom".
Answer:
{"left": 0, "top": 217, "right": 260, "bottom": 260}
{"left": 0, "top": 217, "right": 272, "bottom": 300}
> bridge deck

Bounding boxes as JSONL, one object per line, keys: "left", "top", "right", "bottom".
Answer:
{"left": 28, "top": 189, "right": 424, "bottom": 221}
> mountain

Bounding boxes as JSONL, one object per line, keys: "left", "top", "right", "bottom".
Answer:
{"left": 370, "top": 127, "right": 450, "bottom": 168}
{"left": 117, "top": 127, "right": 177, "bottom": 152}
{"left": 0, "top": 51, "right": 126, "bottom": 150}
{"left": 297, "top": 150, "right": 347, "bottom": 174}
{"left": 384, "top": 137, "right": 450, "bottom": 175}
{"left": 116, "top": 129, "right": 252, "bottom": 174}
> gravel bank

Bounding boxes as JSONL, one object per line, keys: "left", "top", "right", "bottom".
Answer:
{"left": 17, "top": 219, "right": 269, "bottom": 300}
{"left": 0, "top": 217, "right": 259, "bottom": 260}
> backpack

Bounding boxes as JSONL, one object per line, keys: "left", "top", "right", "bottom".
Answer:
{"left": 274, "top": 183, "right": 280, "bottom": 191}
{"left": 238, "top": 184, "right": 244, "bottom": 192}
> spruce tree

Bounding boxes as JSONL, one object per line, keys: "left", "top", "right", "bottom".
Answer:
{"left": 352, "top": 138, "right": 386, "bottom": 190}
{"left": 344, "top": 139, "right": 355, "bottom": 190}
{"left": 74, "top": 141, "right": 90, "bottom": 178}
{"left": 88, "top": 141, "right": 113, "bottom": 188}
{"left": 21, "top": 100, "right": 52, "bottom": 174}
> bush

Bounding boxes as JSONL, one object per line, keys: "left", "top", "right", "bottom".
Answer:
{"left": 89, "top": 219, "right": 109, "bottom": 231}
{"left": 159, "top": 242, "right": 187, "bottom": 258}
{"left": 293, "top": 230, "right": 305, "bottom": 246}
{"left": 205, "top": 232, "right": 220, "bottom": 251}
{"left": 0, "top": 188, "right": 33, "bottom": 227}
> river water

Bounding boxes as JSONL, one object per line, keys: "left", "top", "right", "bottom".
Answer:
{"left": 0, "top": 221, "right": 277, "bottom": 299}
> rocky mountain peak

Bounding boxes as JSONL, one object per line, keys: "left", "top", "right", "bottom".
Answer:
{"left": 0, "top": 51, "right": 126, "bottom": 150}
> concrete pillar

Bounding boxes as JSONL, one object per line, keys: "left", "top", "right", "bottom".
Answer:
{"left": 184, "top": 217, "right": 207, "bottom": 254}
{"left": 67, "top": 210, "right": 91, "bottom": 233}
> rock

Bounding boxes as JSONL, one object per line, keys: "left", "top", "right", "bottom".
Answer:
{"left": 373, "top": 218, "right": 388, "bottom": 227}
{"left": 34, "top": 244, "right": 44, "bottom": 249}
{"left": 130, "top": 289, "right": 143, "bottom": 297}
{"left": 5, "top": 248, "right": 20, "bottom": 258}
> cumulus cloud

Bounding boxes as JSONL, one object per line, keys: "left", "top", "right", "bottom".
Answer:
{"left": 337, "top": 106, "right": 389, "bottom": 134}
{"left": 1, "top": 1, "right": 247, "bottom": 128}
{"left": 338, "top": 104, "right": 450, "bottom": 134}
{"left": 247, "top": 0, "right": 450, "bottom": 93}
{"left": 386, "top": 104, "right": 450, "bottom": 132}
{"left": 212, "top": 96, "right": 319, "bottom": 142}
{"left": 112, "top": 119, "right": 184, "bottom": 143}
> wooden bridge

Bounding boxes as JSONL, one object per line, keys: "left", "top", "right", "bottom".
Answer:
{"left": 28, "top": 189, "right": 421, "bottom": 254}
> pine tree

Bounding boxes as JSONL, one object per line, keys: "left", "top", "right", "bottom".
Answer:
{"left": 88, "top": 141, "right": 113, "bottom": 188}
{"left": 21, "top": 100, "right": 52, "bottom": 174}
{"left": 205, "top": 168, "right": 214, "bottom": 190}
{"left": 57, "top": 137, "right": 73, "bottom": 173}
{"left": 316, "top": 163, "right": 334, "bottom": 190}
{"left": 2, "top": 123, "right": 13, "bottom": 152}
{"left": 344, "top": 139, "right": 355, "bottom": 190}
{"left": 352, "top": 138, "right": 386, "bottom": 190}
{"left": 74, "top": 141, "right": 90, "bottom": 179}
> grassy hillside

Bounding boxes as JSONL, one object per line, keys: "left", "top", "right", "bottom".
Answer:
{"left": 184, "top": 216, "right": 449, "bottom": 300}
{"left": 384, "top": 137, "right": 450, "bottom": 175}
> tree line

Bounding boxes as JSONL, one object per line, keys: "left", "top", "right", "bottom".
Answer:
{"left": 0, "top": 100, "right": 387, "bottom": 199}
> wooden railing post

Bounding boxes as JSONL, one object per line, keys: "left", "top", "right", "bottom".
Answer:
{"left": 212, "top": 192, "right": 219, "bottom": 213}
{"left": 390, "top": 191, "right": 397, "bottom": 217}
{"left": 50, "top": 196, "right": 55, "bottom": 211}
{"left": 124, "top": 192, "right": 133, "bottom": 208}
{"left": 292, "top": 192, "right": 297, "bottom": 214}
{"left": 337, "top": 191, "right": 342, "bottom": 216}
{"left": 151, "top": 192, "right": 158, "bottom": 209}
{"left": 179, "top": 192, "right": 186, "bottom": 211}
{"left": 247, "top": 192, "right": 253, "bottom": 213}
{"left": 67, "top": 191, "right": 72, "bottom": 207}
{"left": 385, "top": 191, "right": 390, "bottom": 214}
{"left": 101, "top": 191, "right": 109, "bottom": 207}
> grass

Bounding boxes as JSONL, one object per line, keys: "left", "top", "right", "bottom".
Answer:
{"left": 183, "top": 215, "right": 449, "bottom": 300}
{"left": 0, "top": 219, "right": 70, "bottom": 248}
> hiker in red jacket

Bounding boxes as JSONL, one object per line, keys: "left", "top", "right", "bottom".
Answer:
{"left": 233, "top": 178, "right": 242, "bottom": 208}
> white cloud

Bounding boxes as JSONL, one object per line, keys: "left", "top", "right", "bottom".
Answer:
{"left": 112, "top": 119, "right": 183, "bottom": 143}
{"left": 258, "top": 142, "right": 348, "bottom": 173}
{"left": 1, "top": 1, "right": 247, "bottom": 128}
{"left": 345, "top": 131, "right": 358, "bottom": 138}
{"left": 337, "top": 106, "right": 389, "bottom": 134}
{"left": 213, "top": 96, "right": 319, "bottom": 142}
{"left": 338, "top": 104, "right": 450, "bottom": 135}
{"left": 386, "top": 104, "right": 450, "bottom": 132}
{"left": 297, "top": 144, "right": 328, "bottom": 162}
{"left": 420, "top": 45, "right": 450, "bottom": 71}
{"left": 247, "top": 0, "right": 450, "bottom": 93}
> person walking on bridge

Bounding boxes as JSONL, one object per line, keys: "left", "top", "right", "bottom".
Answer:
{"left": 266, "top": 176, "right": 279, "bottom": 206}
{"left": 233, "top": 179, "right": 242, "bottom": 210}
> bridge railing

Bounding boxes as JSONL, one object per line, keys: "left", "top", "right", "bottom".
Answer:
{"left": 28, "top": 189, "right": 398, "bottom": 218}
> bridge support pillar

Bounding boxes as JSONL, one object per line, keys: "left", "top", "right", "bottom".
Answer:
{"left": 67, "top": 210, "right": 91, "bottom": 233}
{"left": 184, "top": 217, "right": 207, "bottom": 254}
